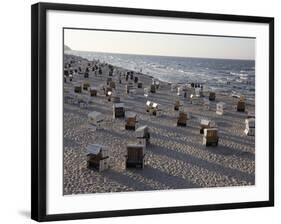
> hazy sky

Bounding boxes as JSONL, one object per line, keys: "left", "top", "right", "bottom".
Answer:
{"left": 64, "top": 29, "right": 255, "bottom": 60}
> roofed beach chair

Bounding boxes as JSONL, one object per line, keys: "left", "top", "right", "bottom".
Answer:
{"left": 125, "top": 144, "right": 145, "bottom": 169}
{"left": 126, "top": 82, "right": 134, "bottom": 94}
{"left": 155, "top": 81, "right": 160, "bottom": 89}
{"left": 152, "top": 102, "right": 162, "bottom": 116}
{"left": 237, "top": 100, "right": 246, "bottom": 112}
{"left": 146, "top": 101, "right": 160, "bottom": 116}
{"left": 106, "top": 77, "right": 112, "bottom": 85}
{"left": 146, "top": 101, "right": 153, "bottom": 112}
{"left": 86, "top": 144, "right": 109, "bottom": 171}
{"left": 136, "top": 125, "right": 150, "bottom": 146}
{"left": 134, "top": 76, "right": 138, "bottom": 83}
{"left": 236, "top": 95, "right": 246, "bottom": 112}
{"left": 209, "top": 92, "right": 216, "bottom": 101}
{"left": 113, "top": 103, "right": 125, "bottom": 118}
{"left": 216, "top": 102, "right": 226, "bottom": 115}
{"left": 177, "top": 87, "right": 182, "bottom": 96}
{"left": 190, "top": 94, "right": 201, "bottom": 104}
{"left": 144, "top": 88, "right": 149, "bottom": 97}
{"left": 74, "top": 85, "right": 82, "bottom": 93}
{"left": 247, "top": 111, "right": 255, "bottom": 119}
{"left": 203, "top": 128, "right": 219, "bottom": 146}
{"left": 177, "top": 111, "right": 189, "bottom": 126}
{"left": 88, "top": 111, "right": 105, "bottom": 130}
{"left": 171, "top": 84, "right": 178, "bottom": 92}
{"left": 174, "top": 100, "right": 183, "bottom": 111}
{"left": 83, "top": 81, "right": 90, "bottom": 91}
{"left": 77, "top": 96, "right": 90, "bottom": 108}
{"left": 130, "top": 72, "right": 134, "bottom": 80}
{"left": 89, "top": 87, "right": 98, "bottom": 97}
{"left": 244, "top": 118, "right": 255, "bottom": 136}
{"left": 150, "top": 84, "right": 156, "bottom": 93}
{"left": 84, "top": 72, "right": 89, "bottom": 78}
{"left": 64, "top": 69, "right": 69, "bottom": 76}
{"left": 64, "top": 92, "right": 77, "bottom": 105}
{"left": 125, "top": 112, "right": 137, "bottom": 130}
{"left": 109, "top": 81, "right": 116, "bottom": 89}
{"left": 69, "top": 74, "right": 73, "bottom": 81}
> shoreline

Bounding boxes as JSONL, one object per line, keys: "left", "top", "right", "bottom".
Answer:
{"left": 64, "top": 51, "right": 256, "bottom": 102}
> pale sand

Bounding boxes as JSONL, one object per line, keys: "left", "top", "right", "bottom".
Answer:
{"left": 63, "top": 54, "right": 255, "bottom": 195}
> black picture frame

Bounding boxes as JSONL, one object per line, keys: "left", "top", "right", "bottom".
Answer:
{"left": 31, "top": 2, "right": 274, "bottom": 222}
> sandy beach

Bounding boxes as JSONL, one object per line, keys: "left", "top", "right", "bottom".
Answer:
{"left": 63, "top": 54, "right": 255, "bottom": 195}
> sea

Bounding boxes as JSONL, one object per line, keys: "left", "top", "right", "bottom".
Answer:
{"left": 66, "top": 50, "right": 255, "bottom": 101}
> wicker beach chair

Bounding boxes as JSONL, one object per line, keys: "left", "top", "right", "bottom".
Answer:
{"left": 190, "top": 94, "right": 201, "bottom": 104}
{"left": 203, "top": 128, "right": 219, "bottom": 146}
{"left": 174, "top": 100, "right": 182, "bottom": 111}
{"left": 150, "top": 84, "right": 156, "bottom": 93}
{"left": 86, "top": 144, "right": 109, "bottom": 171}
{"left": 125, "top": 112, "right": 137, "bottom": 130}
{"left": 146, "top": 101, "right": 152, "bottom": 112}
{"left": 109, "top": 81, "right": 116, "bottom": 89}
{"left": 134, "top": 76, "right": 138, "bottom": 83}
{"left": 74, "top": 85, "right": 82, "bottom": 93}
{"left": 155, "top": 81, "right": 160, "bottom": 89}
{"left": 244, "top": 118, "right": 255, "bottom": 136}
{"left": 151, "top": 102, "right": 161, "bottom": 116}
{"left": 125, "top": 144, "right": 145, "bottom": 169}
{"left": 177, "top": 87, "right": 182, "bottom": 96}
{"left": 144, "top": 88, "right": 149, "bottom": 97}
{"left": 64, "top": 69, "right": 69, "bottom": 76}
{"left": 78, "top": 96, "right": 90, "bottom": 108}
{"left": 113, "top": 103, "right": 125, "bottom": 118}
{"left": 209, "top": 92, "right": 216, "bottom": 101}
{"left": 136, "top": 125, "right": 150, "bottom": 145}
{"left": 64, "top": 92, "right": 77, "bottom": 105}
{"left": 177, "top": 111, "right": 188, "bottom": 126}
{"left": 126, "top": 82, "right": 134, "bottom": 94}
{"left": 88, "top": 111, "right": 105, "bottom": 130}
{"left": 83, "top": 82, "right": 90, "bottom": 91}
{"left": 237, "top": 100, "right": 246, "bottom": 112}
{"left": 84, "top": 72, "right": 89, "bottom": 78}
{"left": 106, "top": 77, "right": 112, "bottom": 85}
{"left": 89, "top": 87, "right": 98, "bottom": 97}
{"left": 216, "top": 102, "right": 226, "bottom": 115}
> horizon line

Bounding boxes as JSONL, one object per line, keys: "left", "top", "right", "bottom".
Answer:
{"left": 65, "top": 48, "right": 255, "bottom": 61}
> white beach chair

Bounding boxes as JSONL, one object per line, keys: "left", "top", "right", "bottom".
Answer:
{"left": 86, "top": 144, "right": 109, "bottom": 171}
{"left": 216, "top": 102, "right": 226, "bottom": 115}
{"left": 244, "top": 118, "right": 255, "bottom": 136}
{"left": 88, "top": 111, "right": 105, "bottom": 130}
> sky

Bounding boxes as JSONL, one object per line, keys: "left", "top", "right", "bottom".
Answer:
{"left": 64, "top": 29, "right": 255, "bottom": 60}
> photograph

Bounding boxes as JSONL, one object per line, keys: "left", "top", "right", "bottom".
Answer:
{"left": 63, "top": 28, "right": 256, "bottom": 195}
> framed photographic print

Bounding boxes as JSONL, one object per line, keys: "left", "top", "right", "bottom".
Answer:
{"left": 31, "top": 2, "right": 274, "bottom": 222}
